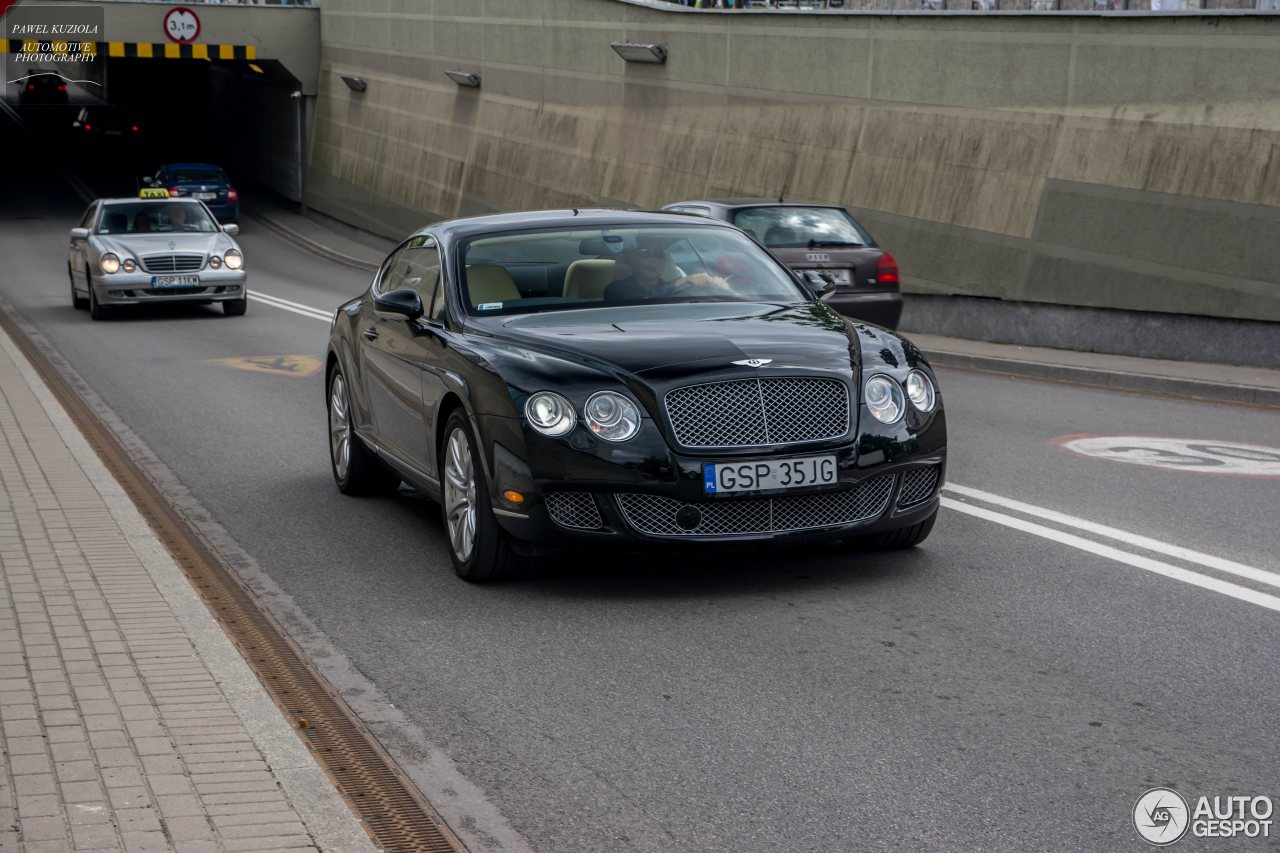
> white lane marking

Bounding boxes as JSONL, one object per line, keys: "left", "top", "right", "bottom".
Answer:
{"left": 945, "top": 484, "right": 1280, "bottom": 590}
{"left": 247, "top": 291, "right": 332, "bottom": 322}
{"left": 941, "top": 498, "right": 1280, "bottom": 614}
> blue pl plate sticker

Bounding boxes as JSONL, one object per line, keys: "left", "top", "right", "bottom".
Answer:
{"left": 477, "top": 302, "right": 503, "bottom": 311}
{"left": 703, "top": 463, "right": 716, "bottom": 494}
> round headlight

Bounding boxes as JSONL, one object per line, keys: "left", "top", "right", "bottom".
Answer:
{"left": 122, "top": 258, "right": 136, "bottom": 273}
{"left": 208, "top": 255, "right": 222, "bottom": 270}
{"left": 905, "top": 370, "right": 936, "bottom": 412}
{"left": 100, "top": 253, "right": 120, "bottom": 274}
{"left": 525, "top": 391, "right": 576, "bottom": 437}
{"left": 864, "top": 374, "right": 904, "bottom": 425}
{"left": 224, "top": 249, "right": 243, "bottom": 270}
{"left": 584, "top": 391, "right": 640, "bottom": 442}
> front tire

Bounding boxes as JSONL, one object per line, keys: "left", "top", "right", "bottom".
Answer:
{"left": 440, "top": 411, "right": 527, "bottom": 583}
{"left": 843, "top": 508, "right": 937, "bottom": 551}
{"left": 223, "top": 298, "right": 247, "bottom": 316}
{"left": 70, "top": 267, "right": 88, "bottom": 310}
{"left": 88, "top": 280, "right": 111, "bottom": 321}
{"left": 328, "top": 367, "right": 400, "bottom": 496}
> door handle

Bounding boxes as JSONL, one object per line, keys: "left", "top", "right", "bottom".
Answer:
{"left": 362, "top": 327, "right": 379, "bottom": 341}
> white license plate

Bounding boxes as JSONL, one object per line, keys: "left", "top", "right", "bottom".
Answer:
{"left": 810, "top": 268, "right": 852, "bottom": 286}
{"left": 151, "top": 275, "right": 199, "bottom": 288}
{"left": 194, "top": 192, "right": 217, "bottom": 200}
{"left": 704, "top": 454, "right": 837, "bottom": 495}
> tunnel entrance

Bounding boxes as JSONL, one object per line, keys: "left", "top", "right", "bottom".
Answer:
{"left": 4, "top": 53, "right": 304, "bottom": 205}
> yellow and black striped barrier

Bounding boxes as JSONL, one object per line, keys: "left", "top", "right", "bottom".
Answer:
{"left": 2, "top": 40, "right": 258, "bottom": 61}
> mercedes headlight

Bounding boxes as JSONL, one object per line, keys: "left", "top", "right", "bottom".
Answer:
{"left": 121, "top": 258, "right": 136, "bottom": 273}
{"left": 864, "top": 374, "right": 904, "bottom": 425}
{"left": 224, "top": 249, "right": 243, "bottom": 270}
{"left": 584, "top": 391, "right": 640, "bottom": 442}
{"left": 99, "top": 253, "right": 120, "bottom": 274}
{"left": 208, "top": 255, "right": 222, "bottom": 270}
{"left": 525, "top": 391, "right": 576, "bottom": 437}
{"left": 905, "top": 370, "right": 936, "bottom": 412}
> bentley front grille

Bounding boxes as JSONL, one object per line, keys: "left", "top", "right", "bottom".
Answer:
{"left": 544, "top": 491, "right": 604, "bottom": 530}
{"left": 141, "top": 253, "right": 204, "bottom": 273}
{"left": 615, "top": 474, "right": 894, "bottom": 538}
{"left": 664, "top": 377, "right": 849, "bottom": 449}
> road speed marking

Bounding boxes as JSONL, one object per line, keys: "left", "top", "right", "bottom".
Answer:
{"left": 210, "top": 355, "right": 323, "bottom": 378}
{"left": 1053, "top": 434, "right": 1280, "bottom": 478}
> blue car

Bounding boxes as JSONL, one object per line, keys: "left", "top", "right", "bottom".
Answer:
{"left": 145, "top": 163, "right": 239, "bottom": 223}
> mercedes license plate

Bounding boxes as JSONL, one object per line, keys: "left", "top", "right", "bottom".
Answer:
{"left": 194, "top": 192, "right": 217, "bottom": 200}
{"left": 151, "top": 275, "right": 199, "bottom": 288}
{"left": 704, "top": 454, "right": 836, "bottom": 495}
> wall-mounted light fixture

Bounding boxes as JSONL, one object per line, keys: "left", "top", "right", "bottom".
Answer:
{"left": 445, "top": 69, "right": 481, "bottom": 88}
{"left": 610, "top": 42, "right": 667, "bottom": 65}
{"left": 340, "top": 75, "right": 367, "bottom": 93}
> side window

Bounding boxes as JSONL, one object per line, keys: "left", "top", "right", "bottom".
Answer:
{"left": 377, "top": 236, "right": 440, "bottom": 310}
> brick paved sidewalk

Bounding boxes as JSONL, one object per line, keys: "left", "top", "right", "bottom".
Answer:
{"left": 0, "top": 327, "right": 377, "bottom": 852}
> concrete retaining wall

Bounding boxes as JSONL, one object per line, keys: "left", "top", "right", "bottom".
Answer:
{"left": 306, "top": 0, "right": 1280, "bottom": 357}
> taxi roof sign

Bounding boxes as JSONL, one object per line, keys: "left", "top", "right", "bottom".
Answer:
{"left": 140, "top": 187, "right": 170, "bottom": 199}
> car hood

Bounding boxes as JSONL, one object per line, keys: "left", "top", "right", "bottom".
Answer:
{"left": 483, "top": 301, "right": 862, "bottom": 380}
{"left": 96, "top": 232, "right": 231, "bottom": 258}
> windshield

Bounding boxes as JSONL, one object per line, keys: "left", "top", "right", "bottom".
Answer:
{"left": 732, "top": 206, "right": 872, "bottom": 249}
{"left": 96, "top": 202, "right": 219, "bottom": 235}
{"left": 460, "top": 226, "right": 807, "bottom": 316}
{"left": 171, "top": 169, "right": 226, "bottom": 184}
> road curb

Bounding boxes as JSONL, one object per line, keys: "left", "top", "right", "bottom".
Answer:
{"left": 244, "top": 206, "right": 380, "bottom": 272}
{"left": 927, "top": 351, "right": 1280, "bottom": 409}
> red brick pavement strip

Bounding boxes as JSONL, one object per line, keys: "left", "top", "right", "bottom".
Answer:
{"left": 0, "top": 328, "right": 376, "bottom": 852}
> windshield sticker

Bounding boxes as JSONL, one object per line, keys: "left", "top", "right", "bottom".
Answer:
{"left": 477, "top": 302, "right": 503, "bottom": 311}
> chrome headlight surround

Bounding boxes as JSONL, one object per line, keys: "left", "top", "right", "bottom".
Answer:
{"left": 100, "top": 253, "right": 120, "bottom": 274}
{"left": 584, "top": 391, "right": 640, "bottom": 442}
{"left": 905, "top": 369, "right": 936, "bottom": 413}
{"left": 525, "top": 391, "right": 576, "bottom": 437}
{"left": 864, "top": 374, "right": 905, "bottom": 425}
{"left": 224, "top": 248, "right": 243, "bottom": 270}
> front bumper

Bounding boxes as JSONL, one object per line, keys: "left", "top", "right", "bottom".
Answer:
{"left": 484, "top": 426, "right": 946, "bottom": 550}
{"left": 91, "top": 270, "right": 246, "bottom": 306}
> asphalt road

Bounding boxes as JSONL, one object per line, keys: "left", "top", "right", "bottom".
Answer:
{"left": 3, "top": 114, "right": 1279, "bottom": 851}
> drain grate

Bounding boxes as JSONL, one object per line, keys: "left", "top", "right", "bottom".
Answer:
{"left": 0, "top": 308, "right": 465, "bottom": 853}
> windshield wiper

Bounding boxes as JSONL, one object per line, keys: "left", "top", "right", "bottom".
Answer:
{"left": 808, "top": 239, "right": 863, "bottom": 248}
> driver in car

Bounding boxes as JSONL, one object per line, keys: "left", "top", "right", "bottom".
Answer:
{"left": 168, "top": 205, "right": 195, "bottom": 232}
{"left": 604, "top": 239, "right": 678, "bottom": 301}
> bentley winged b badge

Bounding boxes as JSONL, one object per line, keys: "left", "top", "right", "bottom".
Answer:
{"left": 732, "top": 359, "right": 773, "bottom": 368}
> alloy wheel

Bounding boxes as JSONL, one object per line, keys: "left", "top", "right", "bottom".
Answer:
{"left": 444, "top": 428, "right": 477, "bottom": 561}
{"left": 329, "top": 373, "right": 351, "bottom": 480}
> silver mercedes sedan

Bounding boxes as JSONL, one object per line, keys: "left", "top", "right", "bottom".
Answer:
{"left": 67, "top": 197, "right": 247, "bottom": 320}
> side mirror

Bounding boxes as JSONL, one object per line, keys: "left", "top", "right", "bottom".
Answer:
{"left": 801, "top": 270, "right": 836, "bottom": 296}
{"left": 373, "top": 288, "right": 424, "bottom": 320}
{"left": 222, "top": 223, "right": 240, "bottom": 236}
{"left": 70, "top": 227, "right": 90, "bottom": 240}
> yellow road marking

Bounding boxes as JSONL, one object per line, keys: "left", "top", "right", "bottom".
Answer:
{"left": 209, "top": 355, "right": 323, "bottom": 378}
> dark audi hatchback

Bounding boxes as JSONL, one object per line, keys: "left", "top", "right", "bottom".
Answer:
{"left": 326, "top": 210, "right": 944, "bottom": 581}
{"left": 663, "top": 200, "right": 903, "bottom": 329}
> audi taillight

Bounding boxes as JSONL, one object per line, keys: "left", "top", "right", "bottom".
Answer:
{"left": 875, "top": 252, "right": 899, "bottom": 287}
{"left": 169, "top": 187, "right": 182, "bottom": 196}
{"left": 227, "top": 188, "right": 239, "bottom": 201}
{"left": 57, "top": 84, "right": 67, "bottom": 92}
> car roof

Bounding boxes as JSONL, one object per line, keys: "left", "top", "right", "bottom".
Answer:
{"left": 99, "top": 197, "right": 202, "bottom": 205}
{"left": 163, "top": 162, "right": 227, "bottom": 172}
{"left": 668, "top": 199, "right": 845, "bottom": 209}
{"left": 421, "top": 208, "right": 740, "bottom": 241}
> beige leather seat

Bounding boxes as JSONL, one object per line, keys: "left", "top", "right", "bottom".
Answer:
{"left": 562, "top": 259, "right": 617, "bottom": 300}
{"left": 466, "top": 265, "right": 521, "bottom": 307}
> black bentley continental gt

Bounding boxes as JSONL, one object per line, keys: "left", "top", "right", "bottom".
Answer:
{"left": 326, "top": 210, "right": 946, "bottom": 581}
